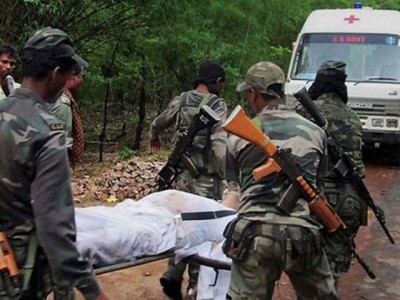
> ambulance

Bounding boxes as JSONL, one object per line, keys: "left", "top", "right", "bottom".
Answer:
{"left": 285, "top": 3, "right": 400, "bottom": 147}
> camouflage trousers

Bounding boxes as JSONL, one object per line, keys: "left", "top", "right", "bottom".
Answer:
{"left": 174, "top": 169, "right": 224, "bottom": 200}
{"left": 225, "top": 221, "right": 338, "bottom": 300}
{"left": 322, "top": 181, "right": 366, "bottom": 286}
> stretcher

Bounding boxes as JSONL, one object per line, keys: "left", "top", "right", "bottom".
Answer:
{"left": 94, "top": 250, "right": 231, "bottom": 300}
{"left": 94, "top": 250, "right": 175, "bottom": 275}
{"left": 76, "top": 190, "right": 234, "bottom": 299}
{"left": 94, "top": 251, "right": 231, "bottom": 275}
{"left": 76, "top": 190, "right": 236, "bottom": 269}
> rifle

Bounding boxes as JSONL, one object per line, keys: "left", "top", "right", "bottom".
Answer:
{"left": 0, "top": 228, "right": 21, "bottom": 298}
{"left": 223, "top": 105, "right": 376, "bottom": 279}
{"left": 156, "top": 105, "right": 221, "bottom": 191}
{"left": 294, "top": 87, "right": 395, "bottom": 245}
{"left": 2, "top": 75, "right": 14, "bottom": 97}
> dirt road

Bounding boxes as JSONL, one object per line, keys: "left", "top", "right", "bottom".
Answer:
{"left": 81, "top": 155, "right": 400, "bottom": 300}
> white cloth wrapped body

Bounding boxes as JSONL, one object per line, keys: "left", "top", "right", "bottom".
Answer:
{"left": 75, "top": 190, "right": 236, "bottom": 267}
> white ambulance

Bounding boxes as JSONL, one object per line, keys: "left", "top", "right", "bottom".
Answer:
{"left": 285, "top": 4, "right": 400, "bottom": 147}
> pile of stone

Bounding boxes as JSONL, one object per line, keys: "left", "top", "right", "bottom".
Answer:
{"left": 72, "top": 156, "right": 164, "bottom": 203}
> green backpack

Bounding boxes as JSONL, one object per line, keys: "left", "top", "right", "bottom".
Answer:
{"left": 175, "top": 91, "right": 220, "bottom": 175}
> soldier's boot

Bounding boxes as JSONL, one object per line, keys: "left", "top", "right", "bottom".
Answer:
{"left": 160, "top": 273, "right": 182, "bottom": 300}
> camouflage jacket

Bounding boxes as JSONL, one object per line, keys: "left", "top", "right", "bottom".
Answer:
{"left": 48, "top": 90, "right": 73, "bottom": 148}
{"left": 295, "top": 92, "right": 365, "bottom": 178}
{"left": 150, "top": 90, "right": 227, "bottom": 178}
{"left": 0, "top": 88, "right": 101, "bottom": 299}
{"left": 225, "top": 105, "right": 328, "bottom": 226}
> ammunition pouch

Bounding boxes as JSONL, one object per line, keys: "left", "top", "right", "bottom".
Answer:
{"left": 281, "top": 226, "right": 322, "bottom": 274}
{"left": 222, "top": 218, "right": 259, "bottom": 262}
{"left": 222, "top": 218, "right": 323, "bottom": 273}
{"left": 323, "top": 180, "right": 367, "bottom": 227}
{"left": 323, "top": 181, "right": 341, "bottom": 207}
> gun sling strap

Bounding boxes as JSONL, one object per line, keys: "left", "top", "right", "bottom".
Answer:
{"left": 181, "top": 210, "right": 236, "bottom": 221}
{"left": 180, "top": 92, "right": 220, "bottom": 175}
{"left": 195, "top": 93, "right": 219, "bottom": 114}
{"left": 22, "top": 231, "right": 38, "bottom": 291}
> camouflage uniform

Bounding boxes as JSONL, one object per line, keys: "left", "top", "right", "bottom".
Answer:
{"left": 296, "top": 92, "right": 366, "bottom": 285}
{"left": 150, "top": 90, "right": 227, "bottom": 199}
{"left": 151, "top": 87, "right": 227, "bottom": 298}
{"left": 0, "top": 88, "right": 101, "bottom": 299}
{"left": 0, "top": 26, "right": 102, "bottom": 300}
{"left": 225, "top": 61, "right": 337, "bottom": 300}
{"left": 0, "top": 89, "right": 101, "bottom": 299}
{"left": 48, "top": 91, "right": 73, "bottom": 147}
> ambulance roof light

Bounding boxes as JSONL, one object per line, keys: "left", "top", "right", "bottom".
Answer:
{"left": 354, "top": 2, "right": 362, "bottom": 9}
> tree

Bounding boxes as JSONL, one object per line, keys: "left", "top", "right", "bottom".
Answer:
{"left": 5, "top": 0, "right": 394, "bottom": 154}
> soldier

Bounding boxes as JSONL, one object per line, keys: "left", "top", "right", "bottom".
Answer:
{"left": 0, "top": 28, "right": 109, "bottom": 299}
{"left": 0, "top": 44, "right": 19, "bottom": 99}
{"left": 296, "top": 60, "right": 366, "bottom": 287}
{"left": 224, "top": 61, "right": 337, "bottom": 299}
{"left": 49, "top": 62, "right": 87, "bottom": 165}
{"left": 149, "top": 60, "right": 228, "bottom": 299}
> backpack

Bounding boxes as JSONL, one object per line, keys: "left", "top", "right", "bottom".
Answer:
{"left": 175, "top": 91, "right": 220, "bottom": 175}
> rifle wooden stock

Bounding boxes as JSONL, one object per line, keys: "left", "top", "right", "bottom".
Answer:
{"left": 253, "top": 158, "right": 281, "bottom": 180}
{"left": 223, "top": 105, "right": 345, "bottom": 232}
{"left": 223, "top": 106, "right": 278, "bottom": 156}
{"left": 0, "top": 231, "right": 19, "bottom": 277}
{"left": 0, "top": 230, "right": 21, "bottom": 297}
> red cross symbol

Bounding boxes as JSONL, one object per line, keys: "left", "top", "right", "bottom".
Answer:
{"left": 344, "top": 15, "right": 360, "bottom": 24}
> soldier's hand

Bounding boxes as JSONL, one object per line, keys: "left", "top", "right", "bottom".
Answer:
{"left": 149, "top": 139, "right": 161, "bottom": 154}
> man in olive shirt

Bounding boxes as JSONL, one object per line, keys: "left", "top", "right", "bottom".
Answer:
{"left": 49, "top": 62, "right": 87, "bottom": 164}
{"left": 0, "top": 27, "right": 109, "bottom": 299}
{"left": 0, "top": 44, "right": 19, "bottom": 99}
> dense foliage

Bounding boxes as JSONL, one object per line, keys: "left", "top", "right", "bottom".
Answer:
{"left": 1, "top": 0, "right": 399, "bottom": 153}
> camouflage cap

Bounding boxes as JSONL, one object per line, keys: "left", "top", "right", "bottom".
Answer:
{"left": 236, "top": 61, "right": 285, "bottom": 97}
{"left": 317, "top": 60, "right": 346, "bottom": 76}
{"left": 23, "top": 27, "right": 88, "bottom": 68}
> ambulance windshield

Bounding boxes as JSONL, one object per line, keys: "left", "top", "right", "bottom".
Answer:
{"left": 292, "top": 33, "right": 400, "bottom": 83}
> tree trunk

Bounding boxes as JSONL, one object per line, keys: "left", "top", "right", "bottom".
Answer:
{"left": 132, "top": 56, "right": 146, "bottom": 151}
{"left": 98, "top": 79, "right": 110, "bottom": 162}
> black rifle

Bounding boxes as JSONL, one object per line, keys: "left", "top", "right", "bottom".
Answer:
{"left": 156, "top": 105, "right": 221, "bottom": 191}
{"left": 294, "top": 87, "right": 395, "bottom": 245}
{"left": 2, "top": 76, "right": 14, "bottom": 97}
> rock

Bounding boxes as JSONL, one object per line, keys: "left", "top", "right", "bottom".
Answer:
{"left": 72, "top": 156, "right": 164, "bottom": 203}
